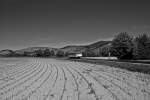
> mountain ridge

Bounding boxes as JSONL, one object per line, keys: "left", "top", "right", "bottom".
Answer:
{"left": 0, "top": 40, "right": 111, "bottom": 56}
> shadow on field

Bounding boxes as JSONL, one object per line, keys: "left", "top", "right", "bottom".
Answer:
{"left": 69, "top": 58, "right": 150, "bottom": 74}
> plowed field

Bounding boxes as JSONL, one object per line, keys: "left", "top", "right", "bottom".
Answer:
{"left": 0, "top": 58, "right": 150, "bottom": 100}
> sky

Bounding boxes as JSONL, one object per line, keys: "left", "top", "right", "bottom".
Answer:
{"left": 0, "top": 0, "right": 150, "bottom": 50}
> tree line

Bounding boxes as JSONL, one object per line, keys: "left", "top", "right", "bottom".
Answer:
{"left": 76, "top": 32, "right": 150, "bottom": 60}
{"left": 19, "top": 32, "right": 150, "bottom": 60}
{"left": 111, "top": 32, "right": 150, "bottom": 60}
{"left": 22, "top": 48, "right": 66, "bottom": 57}
{"left": 1, "top": 32, "right": 149, "bottom": 60}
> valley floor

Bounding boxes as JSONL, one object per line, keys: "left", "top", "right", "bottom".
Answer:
{"left": 0, "top": 58, "right": 150, "bottom": 100}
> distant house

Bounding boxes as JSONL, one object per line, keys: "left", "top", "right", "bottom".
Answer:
{"left": 68, "top": 52, "right": 83, "bottom": 59}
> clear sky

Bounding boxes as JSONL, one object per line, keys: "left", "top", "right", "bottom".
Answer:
{"left": 0, "top": 0, "right": 150, "bottom": 50}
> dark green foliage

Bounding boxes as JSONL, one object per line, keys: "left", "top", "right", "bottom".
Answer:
{"left": 82, "top": 49, "right": 96, "bottom": 57}
{"left": 43, "top": 48, "right": 51, "bottom": 57}
{"left": 20, "top": 49, "right": 56, "bottom": 57}
{"left": 56, "top": 50, "right": 65, "bottom": 57}
{"left": 35, "top": 49, "right": 43, "bottom": 57}
{"left": 111, "top": 32, "right": 134, "bottom": 60}
{"left": 133, "top": 34, "right": 150, "bottom": 60}
{"left": 23, "top": 51, "right": 28, "bottom": 57}
{"left": 100, "top": 46, "right": 110, "bottom": 57}
{"left": 50, "top": 50, "right": 55, "bottom": 56}
{"left": 64, "top": 52, "right": 69, "bottom": 57}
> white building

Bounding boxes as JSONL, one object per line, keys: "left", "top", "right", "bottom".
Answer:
{"left": 68, "top": 52, "right": 83, "bottom": 58}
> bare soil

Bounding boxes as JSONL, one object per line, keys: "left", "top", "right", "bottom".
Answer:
{"left": 0, "top": 58, "right": 150, "bottom": 100}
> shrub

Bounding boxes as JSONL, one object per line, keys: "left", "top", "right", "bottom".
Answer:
{"left": 43, "top": 48, "right": 51, "bottom": 57}
{"left": 35, "top": 49, "right": 43, "bottom": 57}
{"left": 50, "top": 50, "right": 55, "bottom": 56}
{"left": 56, "top": 50, "right": 65, "bottom": 57}
{"left": 82, "top": 49, "right": 96, "bottom": 57}
{"left": 23, "top": 51, "right": 28, "bottom": 57}
{"left": 100, "top": 46, "right": 110, "bottom": 57}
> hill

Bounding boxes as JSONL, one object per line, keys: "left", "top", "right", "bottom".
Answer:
{"left": 0, "top": 41, "right": 111, "bottom": 57}
{"left": 86, "top": 41, "right": 111, "bottom": 50}
{"left": 0, "top": 49, "right": 15, "bottom": 57}
{"left": 61, "top": 45, "right": 86, "bottom": 53}
{"left": 61, "top": 41, "right": 111, "bottom": 54}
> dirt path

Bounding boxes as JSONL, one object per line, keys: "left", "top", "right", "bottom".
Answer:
{"left": 0, "top": 58, "right": 150, "bottom": 100}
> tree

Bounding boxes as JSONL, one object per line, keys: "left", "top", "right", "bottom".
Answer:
{"left": 64, "top": 52, "right": 69, "bottom": 57}
{"left": 56, "top": 50, "right": 65, "bottom": 57}
{"left": 111, "top": 32, "right": 134, "bottom": 60}
{"left": 23, "top": 51, "right": 28, "bottom": 57}
{"left": 50, "top": 50, "right": 55, "bottom": 56}
{"left": 101, "top": 46, "right": 110, "bottom": 57}
{"left": 133, "top": 33, "right": 150, "bottom": 59}
{"left": 43, "top": 48, "right": 51, "bottom": 57}
{"left": 82, "top": 48, "right": 96, "bottom": 57}
{"left": 35, "top": 49, "right": 43, "bottom": 57}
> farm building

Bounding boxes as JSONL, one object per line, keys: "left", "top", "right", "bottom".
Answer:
{"left": 68, "top": 52, "right": 83, "bottom": 59}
